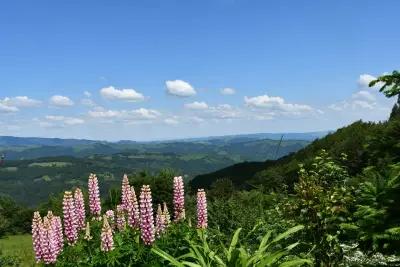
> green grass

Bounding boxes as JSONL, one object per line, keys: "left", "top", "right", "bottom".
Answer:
{"left": 0, "top": 234, "right": 35, "bottom": 266}
{"left": 28, "top": 162, "right": 72, "bottom": 168}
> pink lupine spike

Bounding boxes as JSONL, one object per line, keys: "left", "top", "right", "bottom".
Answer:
{"left": 41, "top": 217, "right": 58, "bottom": 264}
{"left": 32, "top": 211, "right": 43, "bottom": 263}
{"left": 173, "top": 176, "right": 185, "bottom": 222}
{"left": 88, "top": 173, "right": 101, "bottom": 219}
{"left": 162, "top": 202, "right": 171, "bottom": 227}
{"left": 116, "top": 205, "right": 126, "bottom": 231}
{"left": 196, "top": 189, "right": 208, "bottom": 229}
{"left": 52, "top": 216, "right": 64, "bottom": 256}
{"left": 74, "top": 188, "right": 86, "bottom": 229}
{"left": 62, "top": 191, "right": 78, "bottom": 245}
{"left": 139, "top": 185, "right": 155, "bottom": 245}
{"left": 127, "top": 186, "right": 140, "bottom": 229}
{"left": 155, "top": 204, "right": 165, "bottom": 238}
{"left": 101, "top": 215, "right": 114, "bottom": 252}
{"left": 121, "top": 174, "right": 131, "bottom": 211}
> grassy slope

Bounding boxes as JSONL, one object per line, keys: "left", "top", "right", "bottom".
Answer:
{"left": 0, "top": 234, "right": 34, "bottom": 266}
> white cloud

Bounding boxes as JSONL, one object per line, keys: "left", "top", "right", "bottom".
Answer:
{"left": 164, "top": 117, "right": 179, "bottom": 125}
{"left": 2, "top": 96, "right": 41, "bottom": 107}
{"left": 100, "top": 86, "right": 145, "bottom": 102}
{"left": 358, "top": 74, "right": 384, "bottom": 90}
{"left": 165, "top": 80, "right": 196, "bottom": 97}
{"left": 0, "top": 103, "right": 18, "bottom": 113}
{"left": 81, "top": 98, "right": 96, "bottom": 107}
{"left": 43, "top": 115, "right": 85, "bottom": 126}
{"left": 88, "top": 108, "right": 161, "bottom": 121}
{"left": 49, "top": 95, "right": 74, "bottom": 107}
{"left": 220, "top": 88, "right": 236, "bottom": 95}
{"left": 184, "top": 101, "right": 209, "bottom": 110}
{"left": 244, "top": 95, "right": 314, "bottom": 114}
{"left": 84, "top": 91, "right": 91, "bottom": 97}
{"left": 352, "top": 90, "right": 376, "bottom": 102}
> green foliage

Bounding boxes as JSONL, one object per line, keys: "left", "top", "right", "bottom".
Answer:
{"left": 152, "top": 226, "right": 312, "bottom": 266}
{"left": 369, "top": 70, "right": 400, "bottom": 98}
{"left": 0, "top": 197, "right": 32, "bottom": 237}
{"left": 288, "top": 150, "right": 354, "bottom": 266}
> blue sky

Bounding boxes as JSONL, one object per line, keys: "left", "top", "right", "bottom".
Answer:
{"left": 1, "top": 0, "right": 399, "bottom": 141}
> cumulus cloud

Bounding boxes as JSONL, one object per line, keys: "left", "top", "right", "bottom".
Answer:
{"left": 88, "top": 108, "right": 161, "bottom": 121}
{"left": 50, "top": 95, "right": 74, "bottom": 107}
{"left": 165, "top": 80, "right": 196, "bottom": 97}
{"left": 84, "top": 91, "right": 91, "bottom": 97}
{"left": 100, "top": 86, "right": 145, "bottom": 102}
{"left": 352, "top": 90, "right": 376, "bottom": 102}
{"left": 244, "top": 95, "right": 314, "bottom": 114}
{"left": 184, "top": 101, "right": 208, "bottom": 110}
{"left": 2, "top": 96, "right": 41, "bottom": 107}
{"left": 81, "top": 98, "right": 96, "bottom": 107}
{"left": 42, "top": 115, "right": 85, "bottom": 126}
{"left": 164, "top": 117, "right": 179, "bottom": 125}
{"left": 0, "top": 103, "right": 19, "bottom": 113}
{"left": 358, "top": 74, "right": 384, "bottom": 90}
{"left": 220, "top": 88, "right": 236, "bottom": 95}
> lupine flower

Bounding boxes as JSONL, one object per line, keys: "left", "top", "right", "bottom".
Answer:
{"left": 74, "top": 188, "right": 86, "bottom": 229}
{"left": 155, "top": 204, "right": 165, "bottom": 238}
{"left": 196, "top": 189, "right": 208, "bottom": 229}
{"left": 101, "top": 215, "right": 114, "bottom": 252}
{"left": 105, "top": 210, "right": 115, "bottom": 229}
{"left": 52, "top": 216, "right": 64, "bottom": 255}
{"left": 121, "top": 174, "right": 131, "bottom": 211}
{"left": 127, "top": 186, "right": 140, "bottom": 229}
{"left": 173, "top": 176, "right": 185, "bottom": 222}
{"left": 139, "top": 185, "right": 155, "bottom": 245}
{"left": 32, "top": 211, "right": 43, "bottom": 263}
{"left": 162, "top": 202, "right": 171, "bottom": 227}
{"left": 84, "top": 222, "right": 93, "bottom": 241}
{"left": 41, "top": 217, "right": 58, "bottom": 264}
{"left": 88, "top": 173, "right": 101, "bottom": 219}
{"left": 116, "top": 205, "right": 126, "bottom": 231}
{"left": 62, "top": 191, "right": 78, "bottom": 245}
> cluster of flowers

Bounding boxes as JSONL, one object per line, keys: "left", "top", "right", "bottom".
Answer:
{"left": 32, "top": 173, "right": 207, "bottom": 264}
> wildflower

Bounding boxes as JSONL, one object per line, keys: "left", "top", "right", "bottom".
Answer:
{"left": 116, "top": 205, "right": 126, "bottom": 231}
{"left": 121, "top": 174, "right": 131, "bottom": 211}
{"left": 155, "top": 204, "right": 165, "bottom": 238}
{"left": 100, "top": 215, "right": 114, "bottom": 252}
{"left": 162, "top": 202, "right": 171, "bottom": 227}
{"left": 139, "top": 185, "right": 155, "bottom": 245}
{"left": 105, "top": 210, "right": 115, "bottom": 229}
{"left": 62, "top": 191, "right": 78, "bottom": 245}
{"left": 41, "top": 217, "right": 58, "bottom": 264}
{"left": 173, "top": 176, "right": 185, "bottom": 222}
{"left": 84, "top": 222, "right": 93, "bottom": 241}
{"left": 32, "top": 211, "right": 43, "bottom": 263}
{"left": 88, "top": 173, "right": 101, "bottom": 219}
{"left": 74, "top": 188, "right": 86, "bottom": 230}
{"left": 196, "top": 189, "right": 208, "bottom": 229}
{"left": 127, "top": 186, "right": 140, "bottom": 229}
{"left": 52, "top": 216, "right": 64, "bottom": 255}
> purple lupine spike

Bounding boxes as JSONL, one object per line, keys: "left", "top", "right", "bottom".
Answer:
{"left": 127, "top": 186, "right": 140, "bottom": 229}
{"left": 101, "top": 215, "right": 114, "bottom": 252}
{"left": 32, "top": 211, "right": 43, "bottom": 263}
{"left": 196, "top": 189, "right": 208, "bottom": 229}
{"left": 121, "top": 174, "right": 131, "bottom": 211}
{"left": 52, "top": 216, "right": 64, "bottom": 256}
{"left": 62, "top": 191, "right": 78, "bottom": 245}
{"left": 173, "top": 176, "right": 185, "bottom": 222}
{"left": 41, "top": 217, "right": 58, "bottom": 264}
{"left": 116, "top": 205, "right": 126, "bottom": 231}
{"left": 155, "top": 204, "right": 165, "bottom": 238}
{"left": 139, "top": 185, "right": 155, "bottom": 245}
{"left": 74, "top": 188, "right": 86, "bottom": 229}
{"left": 162, "top": 202, "right": 171, "bottom": 227}
{"left": 88, "top": 173, "right": 101, "bottom": 219}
